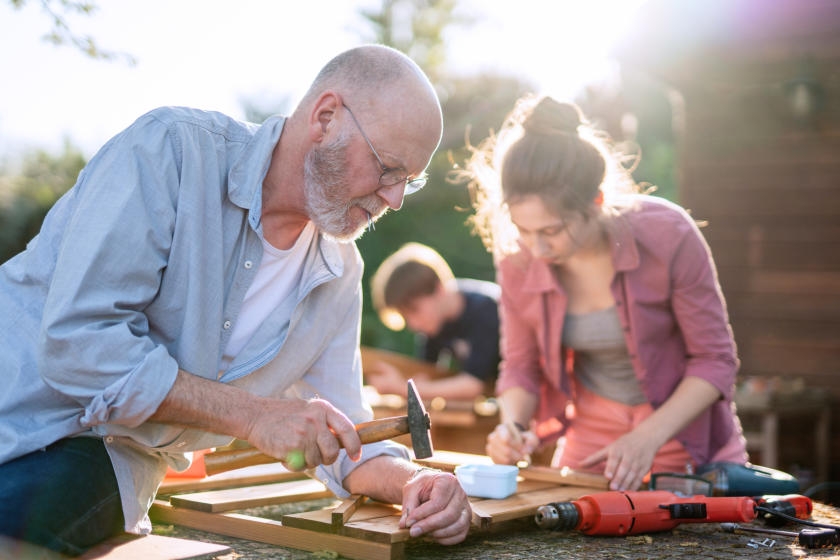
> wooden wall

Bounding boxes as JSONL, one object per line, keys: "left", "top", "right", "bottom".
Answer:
{"left": 678, "top": 62, "right": 840, "bottom": 397}
{"left": 615, "top": 0, "right": 840, "bottom": 481}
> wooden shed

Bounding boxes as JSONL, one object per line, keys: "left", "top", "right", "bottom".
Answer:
{"left": 614, "top": 0, "right": 840, "bottom": 483}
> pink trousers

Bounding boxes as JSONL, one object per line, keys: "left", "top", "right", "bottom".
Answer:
{"left": 551, "top": 383, "right": 748, "bottom": 475}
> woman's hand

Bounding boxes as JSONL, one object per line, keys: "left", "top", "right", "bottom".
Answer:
{"left": 579, "top": 428, "right": 660, "bottom": 491}
{"left": 485, "top": 423, "right": 539, "bottom": 465}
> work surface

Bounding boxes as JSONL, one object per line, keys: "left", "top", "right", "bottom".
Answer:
{"left": 150, "top": 449, "right": 840, "bottom": 560}
{"left": 156, "top": 501, "right": 840, "bottom": 560}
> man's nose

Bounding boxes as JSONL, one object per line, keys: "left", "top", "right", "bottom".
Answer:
{"left": 376, "top": 182, "right": 406, "bottom": 210}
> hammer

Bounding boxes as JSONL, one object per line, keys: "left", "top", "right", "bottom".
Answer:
{"left": 202, "top": 379, "right": 433, "bottom": 476}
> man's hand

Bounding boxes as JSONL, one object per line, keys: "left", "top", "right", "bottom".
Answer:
{"left": 399, "top": 469, "right": 471, "bottom": 545}
{"left": 150, "top": 370, "right": 362, "bottom": 470}
{"left": 244, "top": 397, "right": 362, "bottom": 470}
{"left": 364, "top": 360, "right": 407, "bottom": 396}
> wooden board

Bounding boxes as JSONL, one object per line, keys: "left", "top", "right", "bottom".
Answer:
{"left": 282, "top": 502, "right": 408, "bottom": 543}
{"left": 151, "top": 449, "right": 606, "bottom": 560}
{"left": 0, "top": 533, "right": 230, "bottom": 560}
{"left": 150, "top": 501, "right": 400, "bottom": 560}
{"left": 169, "top": 478, "right": 332, "bottom": 512}
{"left": 415, "top": 450, "right": 610, "bottom": 489}
{"left": 361, "top": 346, "right": 450, "bottom": 380}
{"left": 79, "top": 534, "right": 230, "bottom": 560}
{"left": 159, "top": 461, "right": 301, "bottom": 494}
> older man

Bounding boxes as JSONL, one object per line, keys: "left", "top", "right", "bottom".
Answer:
{"left": 0, "top": 44, "right": 470, "bottom": 555}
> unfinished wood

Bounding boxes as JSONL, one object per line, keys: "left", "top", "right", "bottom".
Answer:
{"left": 519, "top": 466, "right": 610, "bottom": 489}
{"left": 415, "top": 450, "right": 610, "bottom": 489}
{"left": 332, "top": 494, "right": 366, "bottom": 528}
{"left": 414, "top": 449, "right": 494, "bottom": 470}
{"left": 361, "top": 346, "right": 450, "bottom": 380}
{"left": 469, "top": 485, "right": 594, "bottom": 529}
{"left": 79, "top": 534, "right": 230, "bottom": 560}
{"left": 282, "top": 502, "right": 407, "bottom": 543}
{"left": 150, "top": 500, "right": 402, "bottom": 560}
{"left": 169, "top": 478, "right": 332, "bottom": 513}
{"left": 159, "top": 462, "right": 302, "bottom": 494}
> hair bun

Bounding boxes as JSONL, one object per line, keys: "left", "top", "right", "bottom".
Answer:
{"left": 522, "top": 97, "right": 583, "bottom": 136}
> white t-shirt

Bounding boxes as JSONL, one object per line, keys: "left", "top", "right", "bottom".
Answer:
{"left": 220, "top": 222, "right": 316, "bottom": 370}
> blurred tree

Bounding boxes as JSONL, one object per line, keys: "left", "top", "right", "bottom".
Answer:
{"left": 0, "top": 141, "right": 84, "bottom": 263}
{"left": 355, "top": 0, "right": 533, "bottom": 352}
{"left": 8, "top": 0, "right": 135, "bottom": 64}
{"left": 359, "top": 0, "right": 472, "bottom": 84}
{"left": 576, "top": 69, "right": 677, "bottom": 202}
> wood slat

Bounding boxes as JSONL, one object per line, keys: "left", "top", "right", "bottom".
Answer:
{"left": 469, "top": 485, "right": 592, "bottom": 529}
{"left": 169, "top": 478, "right": 332, "bottom": 513}
{"left": 150, "top": 501, "right": 402, "bottom": 560}
{"left": 79, "top": 534, "right": 231, "bottom": 560}
{"left": 281, "top": 503, "right": 407, "bottom": 544}
{"left": 332, "top": 494, "right": 366, "bottom": 529}
{"left": 158, "top": 462, "right": 301, "bottom": 495}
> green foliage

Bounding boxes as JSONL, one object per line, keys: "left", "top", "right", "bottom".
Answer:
{"left": 359, "top": 0, "right": 473, "bottom": 83}
{"left": 0, "top": 142, "right": 84, "bottom": 263}
{"left": 9, "top": 0, "right": 135, "bottom": 64}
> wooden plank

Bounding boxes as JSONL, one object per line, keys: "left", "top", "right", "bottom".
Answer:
{"left": 169, "top": 478, "right": 332, "bottom": 513}
{"left": 414, "top": 449, "right": 493, "bottom": 471}
{"left": 332, "top": 494, "right": 366, "bottom": 528}
{"left": 79, "top": 534, "right": 231, "bottom": 560}
{"left": 361, "top": 346, "right": 450, "bottom": 380}
{"left": 416, "top": 451, "right": 610, "bottom": 489}
{"left": 150, "top": 500, "right": 402, "bottom": 560}
{"left": 159, "top": 462, "right": 302, "bottom": 494}
{"left": 519, "top": 466, "right": 610, "bottom": 490}
{"left": 282, "top": 502, "right": 407, "bottom": 544}
{"left": 469, "top": 485, "right": 593, "bottom": 528}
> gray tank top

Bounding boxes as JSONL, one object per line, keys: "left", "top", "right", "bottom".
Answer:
{"left": 562, "top": 306, "right": 647, "bottom": 406}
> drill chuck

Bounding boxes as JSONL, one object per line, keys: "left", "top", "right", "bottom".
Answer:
{"left": 535, "top": 501, "right": 580, "bottom": 530}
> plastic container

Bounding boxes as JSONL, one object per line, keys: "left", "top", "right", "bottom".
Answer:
{"left": 454, "top": 464, "right": 519, "bottom": 499}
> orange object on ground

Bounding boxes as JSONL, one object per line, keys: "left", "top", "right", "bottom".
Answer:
{"left": 164, "top": 449, "right": 210, "bottom": 479}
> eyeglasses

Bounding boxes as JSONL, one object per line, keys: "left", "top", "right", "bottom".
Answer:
{"left": 342, "top": 103, "right": 427, "bottom": 195}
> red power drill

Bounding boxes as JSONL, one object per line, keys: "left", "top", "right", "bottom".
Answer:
{"left": 534, "top": 490, "right": 812, "bottom": 536}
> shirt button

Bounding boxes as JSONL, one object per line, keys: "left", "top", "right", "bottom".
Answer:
{"left": 223, "top": 321, "right": 232, "bottom": 330}
{"left": 105, "top": 436, "right": 114, "bottom": 443}
{"left": 244, "top": 260, "right": 253, "bottom": 269}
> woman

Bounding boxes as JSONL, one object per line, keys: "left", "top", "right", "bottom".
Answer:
{"left": 466, "top": 95, "right": 747, "bottom": 491}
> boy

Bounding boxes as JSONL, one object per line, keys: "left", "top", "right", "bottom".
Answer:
{"left": 368, "top": 243, "right": 500, "bottom": 400}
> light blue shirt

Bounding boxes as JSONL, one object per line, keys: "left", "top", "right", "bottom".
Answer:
{"left": 0, "top": 106, "right": 408, "bottom": 533}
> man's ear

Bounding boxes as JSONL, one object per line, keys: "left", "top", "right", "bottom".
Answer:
{"left": 308, "top": 91, "right": 342, "bottom": 142}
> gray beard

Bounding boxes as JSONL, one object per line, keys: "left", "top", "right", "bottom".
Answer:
{"left": 303, "top": 133, "right": 386, "bottom": 242}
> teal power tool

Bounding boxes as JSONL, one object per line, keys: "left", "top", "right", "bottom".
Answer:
{"left": 649, "top": 462, "right": 800, "bottom": 498}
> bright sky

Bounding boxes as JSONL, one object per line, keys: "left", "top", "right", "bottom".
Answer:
{"left": 0, "top": 0, "right": 648, "bottom": 159}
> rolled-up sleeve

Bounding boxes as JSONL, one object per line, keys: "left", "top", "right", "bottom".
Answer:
{"left": 494, "top": 260, "right": 545, "bottom": 397}
{"left": 289, "top": 277, "right": 410, "bottom": 497}
{"left": 669, "top": 211, "right": 739, "bottom": 400}
{"left": 38, "top": 113, "right": 182, "bottom": 428}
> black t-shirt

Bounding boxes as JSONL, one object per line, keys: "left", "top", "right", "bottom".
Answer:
{"left": 418, "top": 279, "right": 501, "bottom": 383}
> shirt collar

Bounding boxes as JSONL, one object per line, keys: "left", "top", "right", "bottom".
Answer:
{"left": 228, "top": 115, "right": 286, "bottom": 211}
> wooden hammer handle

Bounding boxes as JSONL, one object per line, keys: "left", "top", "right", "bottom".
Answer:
{"left": 203, "top": 415, "right": 409, "bottom": 476}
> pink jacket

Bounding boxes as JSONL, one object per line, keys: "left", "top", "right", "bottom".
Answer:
{"left": 495, "top": 195, "right": 742, "bottom": 464}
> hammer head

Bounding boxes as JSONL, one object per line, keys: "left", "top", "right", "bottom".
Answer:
{"left": 406, "top": 379, "right": 433, "bottom": 459}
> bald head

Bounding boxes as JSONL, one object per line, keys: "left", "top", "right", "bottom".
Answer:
{"left": 298, "top": 45, "right": 443, "bottom": 158}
